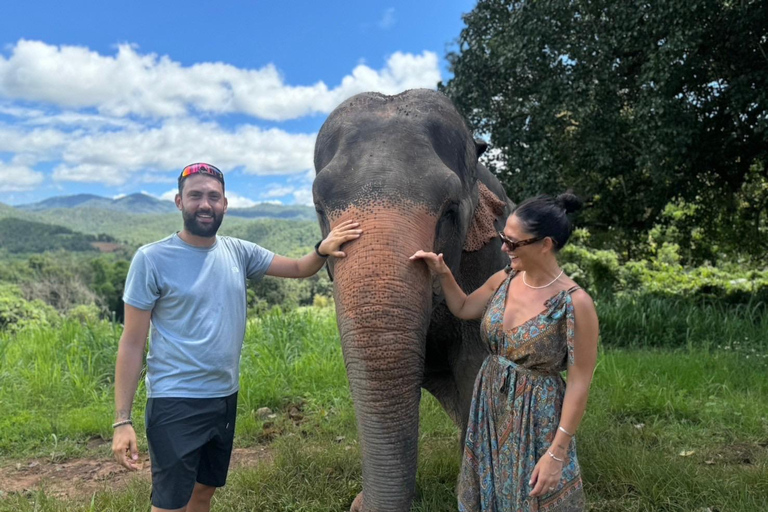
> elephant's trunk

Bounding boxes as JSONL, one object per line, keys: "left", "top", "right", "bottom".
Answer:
{"left": 332, "top": 205, "right": 435, "bottom": 512}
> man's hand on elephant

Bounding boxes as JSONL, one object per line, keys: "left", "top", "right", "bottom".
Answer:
{"left": 409, "top": 250, "right": 450, "bottom": 275}
{"left": 318, "top": 220, "right": 362, "bottom": 258}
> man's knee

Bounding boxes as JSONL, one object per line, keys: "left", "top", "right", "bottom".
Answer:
{"left": 190, "top": 483, "right": 217, "bottom": 503}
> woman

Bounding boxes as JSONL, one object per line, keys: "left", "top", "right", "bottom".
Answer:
{"left": 411, "top": 192, "right": 598, "bottom": 511}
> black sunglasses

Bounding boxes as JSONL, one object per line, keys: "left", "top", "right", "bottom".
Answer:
{"left": 497, "top": 231, "right": 543, "bottom": 251}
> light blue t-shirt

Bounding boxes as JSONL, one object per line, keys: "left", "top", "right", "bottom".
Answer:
{"left": 123, "top": 233, "right": 275, "bottom": 398}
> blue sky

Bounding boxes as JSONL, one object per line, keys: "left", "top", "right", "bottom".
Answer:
{"left": 0, "top": 0, "right": 476, "bottom": 207}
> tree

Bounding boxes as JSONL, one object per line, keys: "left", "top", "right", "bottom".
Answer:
{"left": 442, "top": 0, "right": 768, "bottom": 261}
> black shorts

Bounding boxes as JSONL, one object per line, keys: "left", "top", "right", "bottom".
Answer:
{"left": 145, "top": 392, "right": 238, "bottom": 510}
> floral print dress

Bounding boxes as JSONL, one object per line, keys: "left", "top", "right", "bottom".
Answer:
{"left": 457, "top": 271, "right": 586, "bottom": 512}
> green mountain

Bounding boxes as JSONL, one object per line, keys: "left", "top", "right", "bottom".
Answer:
{"left": 14, "top": 194, "right": 317, "bottom": 220}
{"left": 229, "top": 203, "right": 316, "bottom": 220}
{"left": 0, "top": 200, "right": 320, "bottom": 249}
{"left": 0, "top": 217, "right": 116, "bottom": 254}
{"left": 17, "top": 193, "right": 177, "bottom": 214}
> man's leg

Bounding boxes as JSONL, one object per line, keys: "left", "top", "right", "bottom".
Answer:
{"left": 148, "top": 483, "right": 216, "bottom": 512}
{"left": 186, "top": 483, "right": 217, "bottom": 512}
{"left": 151, "top": 506, "right": 186, "bottom": 512}
{"left": 195, "top": 392, "right": 237, "bottom": 502}
{"left": 146, "top": 397, "right": 218, "bottom": 512}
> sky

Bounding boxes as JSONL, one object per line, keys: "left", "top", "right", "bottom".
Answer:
{"left": 0, "top": 0, "right": 477, "bottom": 207}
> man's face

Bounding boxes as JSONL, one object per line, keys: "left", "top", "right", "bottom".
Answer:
{"left": 175, "top": 174, "right": 228, "bottom": 238}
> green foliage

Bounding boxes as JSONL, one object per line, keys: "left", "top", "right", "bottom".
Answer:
{"left": 443, "top": 0, "right": 768, "bottom": 260}
{"left": 599, "top": 295, "right": 767, "bottom": 350}
{"left": 0, "top": 284, "right": 60, "bottom": 333}
{"left": 226, "top": 219, "right": 321, "bottom": 256}
{"left": 0, "top": 318, "right": 125, "bottom": 456}
{"left": 0, "top": 217, "right": 115, "bottom": 254}
{"left": 0, "top": 312, "right": 766, "bottom": 510}
{"left": 0, "top": 216, "right": 323, "bottom": 319}
{"left": 89, "top": 256, "right": 130, "bottom": 319}
{"left": 229, "top": 220, "right": 331, "bottom": 312}
{"left": 561, "top": 234, "right": 768, "bottom": 306}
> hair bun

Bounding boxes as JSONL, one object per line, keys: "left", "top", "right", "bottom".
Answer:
{"left": 555, "top": 190, "right": 583, "bottom": 214}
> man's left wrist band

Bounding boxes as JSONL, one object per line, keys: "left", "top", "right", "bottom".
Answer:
{"left": 112, "top": 419, "right": 133, "bottom": 428}
{"left": 315, "top": 240, "right": 329, "bottom": 258}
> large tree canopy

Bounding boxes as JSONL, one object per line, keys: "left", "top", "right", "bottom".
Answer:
{"left": 442, "top": 0, "right": 768, "bottom": 261}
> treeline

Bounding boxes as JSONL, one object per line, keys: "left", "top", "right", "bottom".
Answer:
{"left": 0, "top": 217, "right": 116, "bottom": 254}
{"left": 443, "top": 0, "right": 768, "bottom": 264}
{"left": 0, "top": 218, "right": 331, "bottom": 328}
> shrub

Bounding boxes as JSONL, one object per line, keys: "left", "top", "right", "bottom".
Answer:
{"left": 0, "top": 284, "right": 61, "bottom": 333}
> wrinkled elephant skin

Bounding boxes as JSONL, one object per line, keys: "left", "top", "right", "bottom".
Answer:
{"left": 313, "top": 89, "right": 513, "bottom": 512}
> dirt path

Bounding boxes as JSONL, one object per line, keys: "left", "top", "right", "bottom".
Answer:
{"left": 0, "top": 444, "right": 272, "bottom": 500}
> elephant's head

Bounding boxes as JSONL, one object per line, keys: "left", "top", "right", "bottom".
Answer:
{"left": 313, "top": 89, "right": 510, "bottom": 512}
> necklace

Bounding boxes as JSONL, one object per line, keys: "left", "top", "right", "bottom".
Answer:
{"left": 522, "top": 269, "right": 564, "bottom": 289}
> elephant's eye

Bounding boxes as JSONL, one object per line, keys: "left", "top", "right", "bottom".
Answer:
{"left": 435, "top": 203, "right": 459, "bottom": 245}
{"left": 315, "top": 208, "right": 331, "bottom": 237}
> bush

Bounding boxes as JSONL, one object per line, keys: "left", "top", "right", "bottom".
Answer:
{"left": 0, "top": 284, "right": 61, "bottom": 333}
{"left": 560, "top": 233, "right": 768, "bottom": 306}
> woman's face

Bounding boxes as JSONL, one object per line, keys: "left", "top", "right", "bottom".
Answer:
{"left": 500, "top": 214, "right": 545, "bottom": 271}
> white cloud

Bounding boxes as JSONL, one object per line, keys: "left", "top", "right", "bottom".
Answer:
{"left": 262, "top": 186, "right": 296, "bottom": 198}
{"left": 225, "top": 192, "right": 258, "bottom": 208}
{"left": 0, "top": 40, "right": 441, "bottom": 121}
{"left": 292, "top": 188, "right": 314, "bottom": 206}
{"left": 159, "top": 189, "right": 177, "bottom": 202}
{"left": 379, "top": 8, "right": 396, "bottom": 29}
{"left": 0, "top": 124, "right": 70, "bottom": 164}
{"left": 7, "top": 117, "right": 316, "bottom": 185}
{"left": 0, "top": 161, "right": 45, "bottom": 191}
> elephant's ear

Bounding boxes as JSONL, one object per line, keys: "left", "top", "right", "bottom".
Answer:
{"left": 474, "top": 138, "right": 489, "bottom": 158}
{"left": 463, "top": 182, "right": 507, "bottom": 252}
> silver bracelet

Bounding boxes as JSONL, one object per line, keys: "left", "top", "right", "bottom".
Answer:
{"left": 558, "top": 425, "right": 574, "bottom": 437}
{"left": 112, "top": 419, "right": 133, "bottom": 429}
{"left": 547, "top": 450, "right": 565, "bottom": 463}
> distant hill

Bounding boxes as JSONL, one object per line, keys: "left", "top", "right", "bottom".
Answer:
{"left": 229, "top": 203, "right": 316, "bottom": 220}
{"left": 14, "top": 194, "right": 316, "bottom": 219}
{"left": 0, "top": 199, "right": 319, "bottom": 247}
{"left": 17, "top": 193, "right": 177, "bottom": 214}
{"left": 0, "top": 217, "right": 117, "bottom": 254}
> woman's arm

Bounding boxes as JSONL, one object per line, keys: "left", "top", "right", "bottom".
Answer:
{"left": 409, "top": 250, "right": 507, "bottom": 320}
{"left": 529, "top": 290, "right": 599, "bottom": 497}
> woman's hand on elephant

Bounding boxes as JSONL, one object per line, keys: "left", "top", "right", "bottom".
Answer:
{"left": 528, "top": 451, "right": 564, "bottom": 497}
{"left": 318, "top": 220, "right": 362, "bottom": 258}
{"left": 409, "top": 250, "right": 450, "bottom": 275}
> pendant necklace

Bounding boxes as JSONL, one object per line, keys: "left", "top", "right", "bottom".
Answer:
{"left": 522, "top": 269, "right": 564, "bottom": 289}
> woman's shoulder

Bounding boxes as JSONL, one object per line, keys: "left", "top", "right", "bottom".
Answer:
{"left": 569, "top": 287, "right": 597, "bottom": 322}
{"left": 486, "top": 267, "right": 513, "bottom": 291}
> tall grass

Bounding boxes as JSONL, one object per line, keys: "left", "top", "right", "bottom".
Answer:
{"left": 598, "top": 294, "right": 767, "bottom": 350}
{"left": 0, "top": 300, "right": 766, "bottom": 511}
{"left": 0, "top": 319, "right": 122, "bottom": 456}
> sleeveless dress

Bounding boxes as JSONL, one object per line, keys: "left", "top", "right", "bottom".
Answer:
{"left": 457, "top": 271, "right": 586, "bottom": 512}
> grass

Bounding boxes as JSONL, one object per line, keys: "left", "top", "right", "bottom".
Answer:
{"left": 0, "top": 302, "right": 766, "bottom": 511}
{"left": 598, "top": 294, "right": 768, "bottom": 350}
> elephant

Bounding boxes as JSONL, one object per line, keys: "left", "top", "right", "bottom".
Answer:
{"left": 312, "top": 89, "right": 513, "bottom": 512}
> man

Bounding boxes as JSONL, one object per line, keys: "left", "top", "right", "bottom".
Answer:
{"left": 111, "top": 162, "right": 360, "bottom": 512}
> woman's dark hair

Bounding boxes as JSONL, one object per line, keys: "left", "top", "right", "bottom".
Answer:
{"left": 512, "top": 191, "right": 583, "bottom": 251}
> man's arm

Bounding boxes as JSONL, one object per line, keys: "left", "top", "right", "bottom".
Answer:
{"left": 111, "top": 304, "right": 151, "bottom": 470}
{"left": 266, "top": 220, "right": 361, "bottom": 278}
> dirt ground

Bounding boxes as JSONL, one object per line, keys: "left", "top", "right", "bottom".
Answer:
{"left": 0, "top": 438, "right": 272, "bottom": 501}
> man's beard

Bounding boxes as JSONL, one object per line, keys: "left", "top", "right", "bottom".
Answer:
{"left": 182, "top": 208, "right": 223, "bottom": 238}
